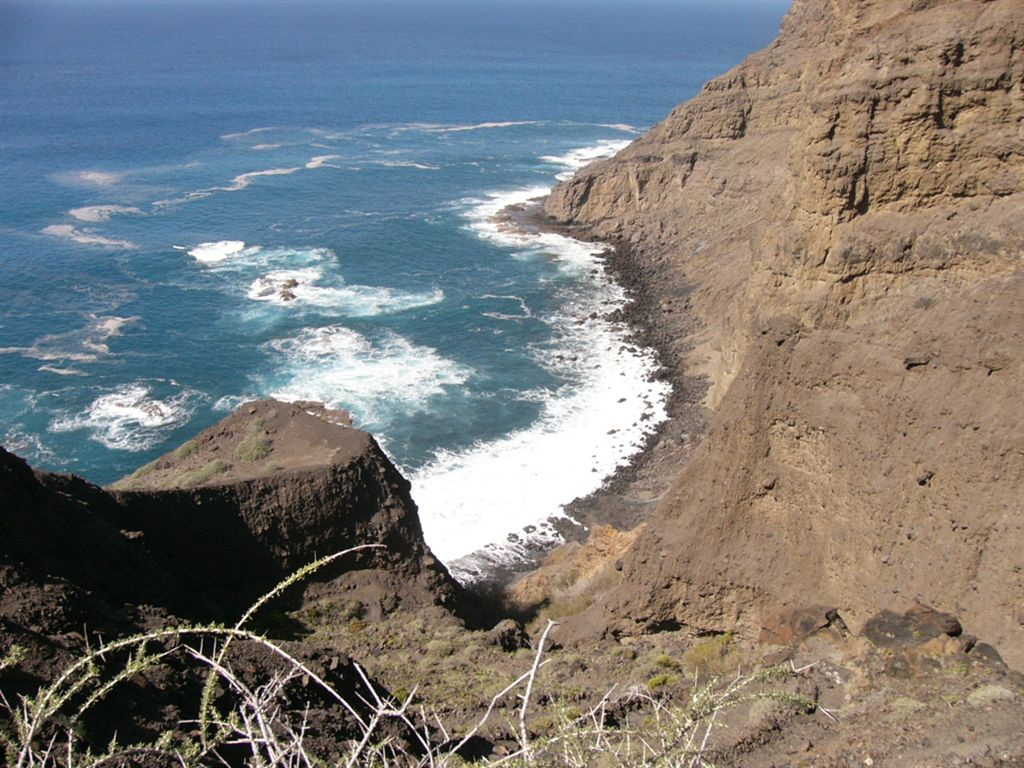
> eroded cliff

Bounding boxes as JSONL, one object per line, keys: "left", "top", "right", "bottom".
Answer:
{"left": 545, "top": 0, "right": 1024, "bottom": 667}
{"left": 110, "top": 400, "right": 461, "bottom": 620}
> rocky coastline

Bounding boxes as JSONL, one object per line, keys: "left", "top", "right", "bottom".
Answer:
{"left": 3, "top": 0, "right": 1023, "bottom": 763}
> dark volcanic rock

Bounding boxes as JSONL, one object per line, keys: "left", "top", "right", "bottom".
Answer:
{"left": 109, "top": 400, "right": 462, "bottom": 620}
{"left": 0, "top": 400, "right": 465, "bottom": 755}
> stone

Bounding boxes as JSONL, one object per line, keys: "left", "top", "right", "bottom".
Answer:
{"left": 487, "top": 618, "right": 530, "bottom": 652}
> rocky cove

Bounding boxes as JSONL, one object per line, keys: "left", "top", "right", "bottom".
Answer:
{"left": 2, "top": 0, "right": 1023, "bottom": 764}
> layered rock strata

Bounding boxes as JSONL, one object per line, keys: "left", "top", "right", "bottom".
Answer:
{"left": 545, "top": 0, "right": 1024, "bottom": 667}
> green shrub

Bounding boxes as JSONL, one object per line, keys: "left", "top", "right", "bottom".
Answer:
{"left": 646, "top": 672, "right": 679, "bottom": 691}
{"left": 179, "top": 459, "right": 229, "bottom": 486}
{"left": 683, "top": 632, "right": 735, "bottom": 678}
{"left": 173, "top": 439, "right": 198, "bottom": 460}
{"left": 234, "top": 434, "right": 271, "bottom": 462}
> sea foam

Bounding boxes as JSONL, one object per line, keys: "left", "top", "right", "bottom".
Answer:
{"left": 247, "top": 267, "right": 444, "bottom": 316}
{"left": 50, "top": 382, "right": 201, "bottom": 451}
{"left": 263, "top": 326, "right": 471, "bottom": 427}
{"left": 540, "top": 139, "right": 633, "bottom": 181}
{"left": 413, "top": 137, "right": 668, "bottom": 576}
{"left": 41, "top": 224, "right": 137, "bottom": 250}
{"left": 187, "top": 240, "right": 251, "bottom": 263}
{"left": 0, "top": 315, "right": 138, "bottom": 363}
{"left": 68, "top": 205, "right": 143, "bottom": 222}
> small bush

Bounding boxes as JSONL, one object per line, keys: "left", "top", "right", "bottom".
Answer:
{"left": 426, "top": 638, "right": 456, "bottom": 658}
{"left": 646, "top": 672, "right": 679, "bottom": 691}
{"left": 173, "top": 439, "right": 198, "bottom": 460}
{"left": 234, "top": 434, "right": 271, "bottom": 462}
{"left": 179, "top": 459, "right": 229, "bottom": 486}
{"left": 653, "top": 653, "right": 682, "bottom": 670}
{"left": 683, "top": 632, "right": 736, "bottom": 678}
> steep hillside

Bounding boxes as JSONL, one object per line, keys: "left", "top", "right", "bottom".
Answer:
{"left": 545, "top": 0, "right": 1024, "bottom": 667}
{"left": 111, "top": 400, "right": 462, "bottom": 620}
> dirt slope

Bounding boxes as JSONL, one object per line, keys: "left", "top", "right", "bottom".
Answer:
{"left": 544, "top": 0, "right": 1024, "bottom": 668}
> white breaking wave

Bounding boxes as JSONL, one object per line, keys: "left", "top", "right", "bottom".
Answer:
{"left": 387, "top": 120, "right": 546, "bottom": 134}
{"left": 157, "top": 166, "right": 302, "bottom": 206}
{"left": 264, "top": 326, "right": 471, "bottom": 427}
{"left": 413, "top": 251, "right": 670, "bottom": 568}
{"left": 594, "top": 122, "right": 642, "bottom": 133}
{"left": 68, "top": 205, "right": 143, "bottom": 222}
{"left": 305, "top": 154, "right": 343, "bottom": 169}
{"left": 41, "top": 224, "right": 137, "bottom": 250}
{"left": 220, "top": 126, "right": 281, "bottom": 141}
{"left": 187, "top": 240, "right": 253, "bottom": 263}
{"left": 461, "top": 187, "right": 610, "bottom": 276}
{"left": 54, "top": 170, "right": 125, "bottom": 187}
{"left": 2, "top": 426, "right": 56, "bottom": 463}
{"left": 225, "top": 166, "right": 302, "bottom": 190}
{"left": 247, "top": 267, "right": 444, "bottom": 316}
{"left": 50, "top": 382, "right": 201, "bottom": 451}
{"left": 38, "top": 365, "right": 87, "bottom": 376}
{"left": 540, "top": 139, "right": 633, "bottom": 181}
{"left": 373, "top": 159, "right": 441, "bottom": 171}
{"left": 414, "top": 140, "right": 671, "bottom": 574}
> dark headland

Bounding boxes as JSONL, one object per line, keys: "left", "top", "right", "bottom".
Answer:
{"left": 2, "top": 0, "right": 1023, "bottom": 764}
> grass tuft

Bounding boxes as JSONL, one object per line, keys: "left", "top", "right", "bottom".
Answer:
{"left": 0, "top": 547, "right": 810, "bottom": 768}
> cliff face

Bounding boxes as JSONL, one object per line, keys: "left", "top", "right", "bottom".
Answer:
{"left": 546, "top": 0, "right": 1024, "bottom": 666}
{"left": 1, "top": 400, "right": 461, "bottom": 635}
{"left": 1, "top": 402, "right": 459, "bottom": 750}
{"left": 110, "top": 400, "right": 463, "bottom": 620}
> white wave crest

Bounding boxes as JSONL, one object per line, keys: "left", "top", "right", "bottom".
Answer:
{"left": 415, "top": 147, "right": 672, "bottom": 569}
{"left": 413, "top": 281, "right": 670, "bottom": 566}
{"left": 220, "top": 126, "right": 280, "bottom": 141}
{"left": 157, "top": 166, "right": 302, "bottom": 207}
{"left": 2, "top": 427, "right": 56, "bottom": 463}
{"left": 54, "top": 170, "right": 124, "bottom": 187}
{"left": 306, "top": 154, "right": 343, "bottom": 170}
{"left": 227, "top": 166, "right": 301, "bottom": 190}
{"left": 187, "top": 240, "right": 252, "bottom": 263}
{"left": 41, "top": 224, "right": 137, "bottom": 250}
{"left": 247, "top": 268, "right": 444, "bottom": 316}
{"left": 462, "top": 188, "right": 609, "bottom": 275}
{"left": 264, "top": 326, "right": 471, "bottom": 426}
{"left": 540, "top": 139, "right": 633, "bottom": 181}
{"left": 386, "top": 120, "right": 545, "bottom": 135}
{"left": 50, "top": 383, "right": 200, "bottom": 451}
{"left": 373, "top": 159, "right": 441, "bottom": 171}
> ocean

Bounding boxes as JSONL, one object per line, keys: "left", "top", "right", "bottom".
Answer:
{"left": 0, "top": 0, "right": 789, "bottom": 575}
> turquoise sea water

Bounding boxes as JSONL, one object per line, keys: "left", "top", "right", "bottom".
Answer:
{"left": 0, "top": 0, "right": 788, "bottom": 571}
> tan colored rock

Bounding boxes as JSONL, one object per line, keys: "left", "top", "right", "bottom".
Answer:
{"left": 546, "top": 0, "right": 1024, "bottom": 668}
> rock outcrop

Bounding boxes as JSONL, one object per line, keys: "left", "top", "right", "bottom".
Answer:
{"left": 1, "top": 400, "right": 464, "bottom": 751}
{"left": 110, "top": 400, "right": 462, "bottom": 620}
{"left": 2, "top": 398, "right": 462, "bottom": 652}
{"left": 545, "top": 0, "right": 1024, "bottom": 667}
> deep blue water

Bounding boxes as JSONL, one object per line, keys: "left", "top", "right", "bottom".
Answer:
{"left": 0, "top": 0, "right": 789, "bottom": 567}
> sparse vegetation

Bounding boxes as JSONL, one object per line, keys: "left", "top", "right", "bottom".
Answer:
{"left": 234, "top": 434, "right": 271, "bottom": 462}
{"left": 179, "top": 458, "right": 230, "bottom": 486}
{"left": 174, "top": 438, "right": 199, "bottom": 460}
{"left": 0, "top": 550, "right": 811, "bottom": 768}
{"left": 234, "top": 421, "right": 272, "bottom": 462}
{"left": 683, "top": 632, "right": 737, "bottom": 678}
